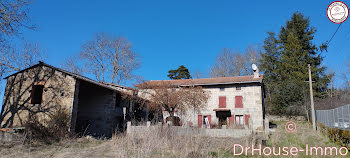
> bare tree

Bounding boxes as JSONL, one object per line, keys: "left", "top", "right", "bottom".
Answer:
{"left": 79, "top": 32, "right": 140, "bottom": 84}
{"left": 323, "top": 69, "right": 336, "bottom": 98}
{"left": 0, "top": 40, "right": 45, "bottom": 79}
{"left": 61, "top": 55, "right": 85, "bottom": 75}
{"left": 245, "top": 44, "right": 261, "bottom": 70}
{"left": 210, "top": 48, "right": 245, "bottom": 77}
{"left": 191, "top": 70, "right": 206, "bottom": 79}
{"left": 182, "top": 85, "right": 209, "bottom": 114}
{"left": 0, "top": 0, "right": 34, "bottom": 42}
{"left": 210, "top": 46, "right": 261, "bottom": 77}
{"left": 137, "top": 81, "right": 209, "bottom": 123}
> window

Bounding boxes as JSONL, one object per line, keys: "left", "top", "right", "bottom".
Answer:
{"left": 219, "top": 96, "right": 226, "bottom": 108}
{"left": 235, "top": 115, "right": 244, "bottom": 126}
{"left": 31, "top": 85, "right": 44, "bottom": 104}
{"left": 235, "top": 96, "right": 243, "bottom": 108}
{"left": 203, "top": 115, "right": 211, "bottom": 128}
{"left": 220, "top": 87, "right": 225, "bottom": 91}
{"left": 236, "top": 86, "right": 241, "bottom": 90}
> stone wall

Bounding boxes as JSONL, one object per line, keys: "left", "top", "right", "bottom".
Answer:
{"left": 0, "top": 131, "right": 23, "bottom": 142}
{"left": 267, "top": 115, "right": 306, "bottom": 122}
{"left": 74, "top": 80, "right": 125, "bottom": 138}
{"left": 190, "top": 83, "right": 264, "bottom": 131}
{"left": 0, "top": 65, "right": 76, "bottom": 128}
{"left": 126, "top": 122, "right": 253, "bottom": 138}
{"left": 142, "top": 83, "right": 264, "bottom": 131}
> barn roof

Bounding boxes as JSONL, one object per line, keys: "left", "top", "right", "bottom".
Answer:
{"left": 4, "top": 61, "right": 130, "bottom": 92}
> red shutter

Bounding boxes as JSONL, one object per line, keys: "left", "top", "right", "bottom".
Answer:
{"left": 219, "top": 96, "right": 226, "bottom": 108}
{"left": 229, "top": 115, "right": 234, "bottom": 125}
{"left": 235, "top": 96, "right": 243, "bottom": 108}
{"left": 198, "top": 115, "right": 202, "bottom": 128}
{"left": 207, "top": 115, "right": 212, "bottom": 127}
{"left": 245, "top": 114, "right": 250, "bottom": 125}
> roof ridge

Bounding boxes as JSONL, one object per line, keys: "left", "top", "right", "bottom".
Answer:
{"left": 4, "top": 61, "right": 135, "bottom": 92}
{"left": 148, "top": 75, "right": 258, "bottom": 82}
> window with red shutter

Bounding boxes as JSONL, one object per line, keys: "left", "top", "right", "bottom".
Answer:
{"left": 219, "top": 96, "right": 226, "bottom": 108}
{"left": 202, "top": 115, "right": 212, "bottom": 128}
{"left": 235, "top": 96, "right": 243, "bottom": 108}
{"left": 245, "top": 114, "right": 250, "bottom": 125}
{"left": 229, "top": 115, "right": 234, "bottom": 126}
{"left": 207, "top": 115, "right": 211, "bottom": 126}
{"left": 198, "top": 115, "right": 202, "bottom": 128}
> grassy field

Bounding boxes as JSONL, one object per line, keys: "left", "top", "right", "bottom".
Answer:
{"left": 0, "top": 121, "right": 347, "bottom": 158}
{"left": 265, "top": 121, "right": 347, "bottom": 158}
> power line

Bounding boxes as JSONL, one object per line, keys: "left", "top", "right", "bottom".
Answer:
{"left": 325, "top": 23, "right": 342, "bottom": 47}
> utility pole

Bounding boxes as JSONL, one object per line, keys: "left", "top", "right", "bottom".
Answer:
{"left": 308, "top": 64, "right": 316, "bottom": 131}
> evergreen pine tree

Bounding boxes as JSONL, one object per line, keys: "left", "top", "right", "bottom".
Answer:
{"left": 167, "top": 65, "right": 192, "bottom": 80}
{"left": 260, "top": 12, "right": 332, "bottom": 115}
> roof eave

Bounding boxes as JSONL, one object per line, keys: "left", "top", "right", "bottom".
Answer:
{"left": 179, "top": 80, "right": 263, "bottom": 86}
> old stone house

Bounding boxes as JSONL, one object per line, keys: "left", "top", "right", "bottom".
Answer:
{"left": 139, "top": 73, "right": 265, "bottom": 131}
{"left": 0, "top": 61, "right": 149, "bottom": 138}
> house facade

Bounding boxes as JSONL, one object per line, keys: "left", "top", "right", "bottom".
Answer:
{"left": 139, "top": 74, "right": 265, "bottom": 131}
{"left": 0, "top": 61, "right": 149, "bottom": 137}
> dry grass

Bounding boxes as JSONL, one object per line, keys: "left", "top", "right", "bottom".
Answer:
{"left": 266, "top": 121, "right": 346, "bottom": 158}
{"left": 0, "top": 127, "right": 249, "bottom": 158}
{"left": 0, "top": 121, "right": 346, "bottom": 158}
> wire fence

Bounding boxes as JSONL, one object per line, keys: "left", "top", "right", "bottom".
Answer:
{"left": 316, "top": 104, "right": 350, "bottom": 130}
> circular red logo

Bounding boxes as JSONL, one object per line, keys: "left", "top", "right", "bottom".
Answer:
{"left": 327, "top": 1, "right": 349, "bottom": 24}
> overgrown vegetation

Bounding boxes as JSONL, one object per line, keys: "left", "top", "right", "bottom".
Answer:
{"left": 137, "top": 81, "right": 210, "bottom": 124}
{"left": 266, "top": 121, "right": 344, "bottom": 158}
{"left": 24, "top": 109, "right": 71, "bottom": 144}
{"left": 319, "top": 124, "right": 350, "bottom": 149}
{"left": 0, "top": 121, "right": 344, "bottom": 158}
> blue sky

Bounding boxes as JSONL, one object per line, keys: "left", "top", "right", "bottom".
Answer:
{"left": 2, "top": 0, "right": 350, "bottom": 90}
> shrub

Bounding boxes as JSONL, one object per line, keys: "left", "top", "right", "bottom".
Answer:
{"left": 319, "top": 123, "right": 350, "bottom": 149}
{"left": 24, "top": 109, "right": 71, "bottom": 144}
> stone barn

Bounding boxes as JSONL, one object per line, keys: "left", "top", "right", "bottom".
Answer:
{"left": 0, "top": 61, "right": 150, "bottom": 138}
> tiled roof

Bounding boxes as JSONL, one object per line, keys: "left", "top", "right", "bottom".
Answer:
{"left": 140, "top": 75, "right": 263, "bottom": 87}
